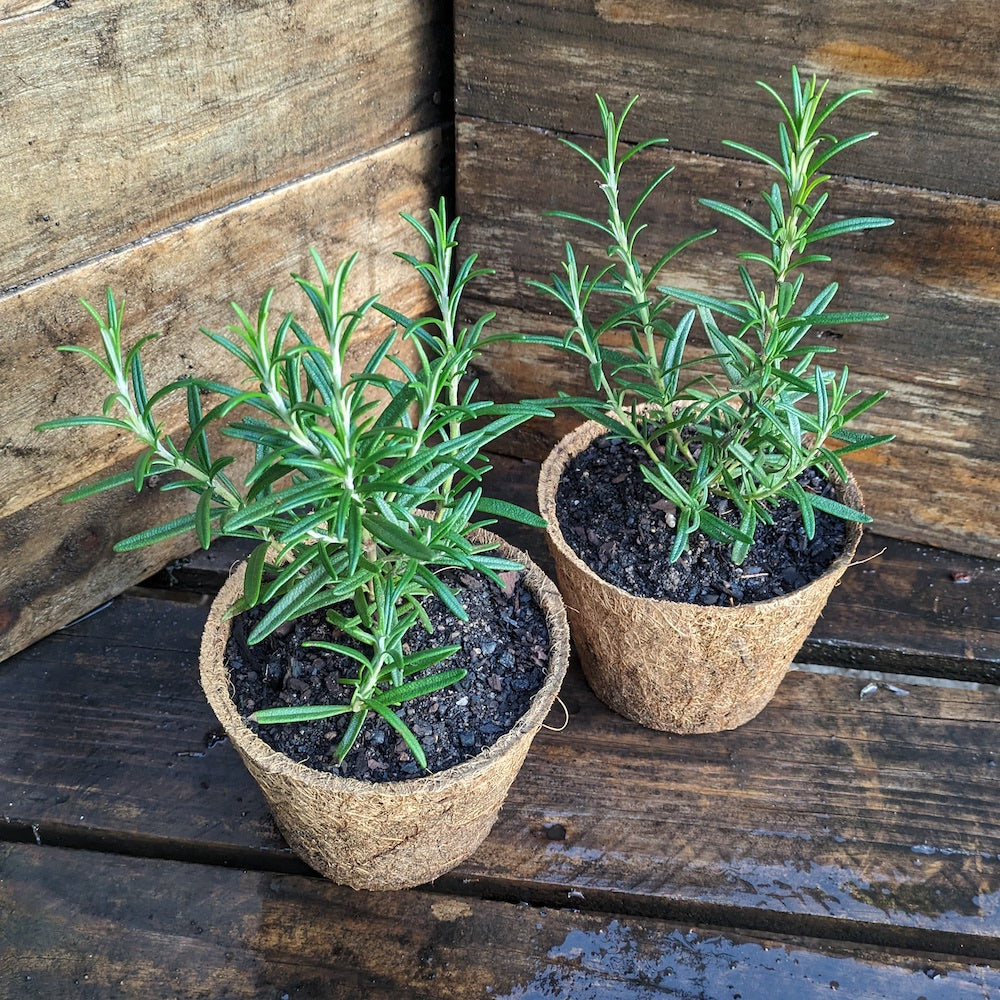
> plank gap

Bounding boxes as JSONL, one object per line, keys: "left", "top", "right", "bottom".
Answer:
{"left": 434, "top": 874, "right": 1000, "bottom": 964}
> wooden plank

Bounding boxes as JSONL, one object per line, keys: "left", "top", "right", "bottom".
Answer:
{"left": 454, "top": 117, "right": 1000, "bottom": 559}
{"left": 0, "top": 595, "right": 287, "bottom": 859}
{"left": 0, "top": 128, "right": 447, "bottom": 661}
{"left": 5, "top": 129, "right": 447, "bottom": 520}
{"left": 2, "top": 844, "right": 997, "bottom": 998}
{"left": 2, "top": 580, "right": 998, "bottom": 950}
{"left": 461, "top": 665, "right": 1000, "bottom": 954}
{"left": 803, "top": 535, "right": 1000, "bottom": 680}
{"left": 454, "top": 0, "right": 1000, "bottom": 198}
{"left": 0, "top": 0, "right": 449, "bottom": 289}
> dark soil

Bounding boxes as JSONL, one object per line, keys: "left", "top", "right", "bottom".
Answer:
{"left": 225, "top": 568, "right": 550, "bottom": 783}
{"left": 555, "top": 435, "right": 848, "bottom": 605}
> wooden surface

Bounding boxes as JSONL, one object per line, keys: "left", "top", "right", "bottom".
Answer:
{"left": 3, "top": 845, "right": 996, "bottom": 998}
{"left": 0, "top": 0, "right": 449, "bottom": 288}
{"left": 454, "top": 0, "right": 1000, "bottom": 197}
{"left": 1, "top": 0, "right": 452, "bottom": 660}
{"left": 1, "top": 454, "right": 998, "bottom": 995}
{"left": 453, "top": 0, "right": 1000, "bottom": 562}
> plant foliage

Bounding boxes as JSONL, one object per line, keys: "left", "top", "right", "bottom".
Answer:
{"left": 39, "top": 200, "right": 549, "bottom": 769}
{"left": 530, "top": 68, "right": 894, "bottom": 563}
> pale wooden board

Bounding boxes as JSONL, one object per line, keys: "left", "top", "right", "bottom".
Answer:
{"left": 3, "top": 590, "right": 998, "bottom": 949}
{"left": 3, "top": 844, "right": 996, "bottom": 999}
{"left": 0, "top": 0, "right": 449, "bottom": 289}
{"left": 453, "top": 118, "right": 1000, "bottom": 559}
{"left": 0, "top": 128, "right": 448, "bottom": 660}
{"left": 454, "top": 0, "right": 1000, "bottom": 198}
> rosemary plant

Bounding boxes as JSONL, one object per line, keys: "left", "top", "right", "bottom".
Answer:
{"left": 531, "top": 69, "right": 894, "bottom": 564}
{"left": 39, "top": 200, "right": 548, "bottom": 769}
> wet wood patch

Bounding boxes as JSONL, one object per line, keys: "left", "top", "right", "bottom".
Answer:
{"left": 3, "top": 843, "right": 997, "bottom": 998}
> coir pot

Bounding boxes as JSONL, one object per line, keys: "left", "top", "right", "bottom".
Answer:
{"left": 200, "top": 531, "right": 569, "bottom": 890}
{"left": 537, "top": 417, "right": 863, "bottom": 735}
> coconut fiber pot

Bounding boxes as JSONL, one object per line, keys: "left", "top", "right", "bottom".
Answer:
{"left": 200, "top": 532, "right": 569, "bottom": 891}
{"left": 537, "top": 417, "right": 863, "bottom": 735}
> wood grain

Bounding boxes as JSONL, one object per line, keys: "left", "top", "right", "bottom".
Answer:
{"left": 461, "top": 666, "right": 1000, "bottom": 954}
{"left": 454, "top": 118, "right": 1000, "bottom": 558}
{"left": 0, "top": 128, "right": 448, "bottom": 660}
{"left": 0, "top": 0, "right": 449, "bottom": 289}
{"left": 4, "top": 844, "right": 996, "bottom": 999}
{"left": 3, "top": 583, "right": 998, "bottom": 950}
{"left": 454, "top": 0, "right": 1000, "bottom": 198}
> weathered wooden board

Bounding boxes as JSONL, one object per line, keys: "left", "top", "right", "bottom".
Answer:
{"left": 4, "top": 844, "right": 996, "bottom": 999}
{"left": 454, "top": 0, "right": 1000, "bottom": 199}
{"left": 460, "top": 666, "right": 1000, "bottom": 955}
{"left": 0, "top": 0, "right": 449, "bottom": 290}
{"left": 3, "top": 581, "right": 998, "bottom": 951}
{"left": 0, "top": 128, "right": 449, "bottom": 661}
{"left": 802, "top": 535, "right": 1000, "bottom": 680}
{"left": 454, "top": 118, "right": 1000, "bottom": 558}
{"left": 5, "top": 130, "right": 448, "bottom": 519}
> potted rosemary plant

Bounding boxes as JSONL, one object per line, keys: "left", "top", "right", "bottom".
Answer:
{"left": 532, "top": 69, "right": 893, "bottom": 733}
{"left": 39, "top": 201, "right": 569, "bottom": 889}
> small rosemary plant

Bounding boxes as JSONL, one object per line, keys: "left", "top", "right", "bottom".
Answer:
{"left": 39, "top": 200, "right": 549, "bottom": 769}
{"left": 531, "top": 69, "right": 894, "bottom": 564}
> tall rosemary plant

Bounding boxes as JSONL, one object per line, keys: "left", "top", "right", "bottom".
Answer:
{"left": 532, "top": 68, "right": 894, "bottom": 563}
{"left": 39, "top": 200, "right": 549, "bottom": 768}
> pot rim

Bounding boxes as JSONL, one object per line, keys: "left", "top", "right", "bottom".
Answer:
{"left": 537, "top": 414, "right": 865, "bottom": 614}
{"left": 199, "top": 529, "right": 570, "bottom": 797}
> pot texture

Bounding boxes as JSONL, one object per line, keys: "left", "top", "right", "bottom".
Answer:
{"left": 538, "top": 417, "right": 863, "bottom": 734}
{"left": 200, "top": 531, "right": 569, "bottom": 890}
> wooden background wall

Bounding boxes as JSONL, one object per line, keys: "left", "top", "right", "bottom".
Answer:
{"left": 1, "top": 0, "right": 451, "bottom": 660}
{"left": 453, "top": 0, "right": 1000, "bottom": 562}
{"left": 4, "top": 1, "right": 998, "bottom": 661}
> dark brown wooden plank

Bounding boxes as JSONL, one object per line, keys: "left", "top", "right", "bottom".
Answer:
{"left": 459, "top": 665, "right": 1000, "bottom": 955}
{"left": 0, "top": 0, "right": 449, "bottom": 289}
{"left": 2, "top": 580, "right": 998, "bottom": 951}
{"left": 803, "top": 535, "right": 1000, "bottom": 680}
{"left": 0, "top": 127, "right": 446, "bottom": 661}
{"left": 1, "top": 594, "right": 280, "bottom": 853}
{"left": 454, "top": 117, "right": 1000, "bottom": 559}
{"left": 2, "top": 843, "right": 997, "bottom": 998}
{"left": 454, "top": 0, "right": 1000, "bottom": 198}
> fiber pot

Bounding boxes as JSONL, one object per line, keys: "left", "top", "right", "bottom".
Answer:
{"left": 537, "top": 417, "right": 863, "bottom": 735}
{"left": 199, "top": 531, "right": 569, "bottom": 891}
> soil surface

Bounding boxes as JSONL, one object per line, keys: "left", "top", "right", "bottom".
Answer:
{"left": 226, "top": 568, "right": 550, "bottom": 783}
{"left": 555, "top": 435, "right": 848, "bottom": 605}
